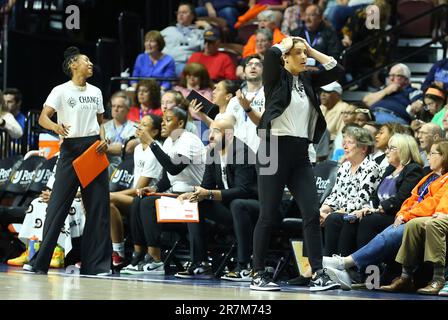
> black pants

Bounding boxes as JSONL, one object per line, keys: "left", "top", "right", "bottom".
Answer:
{"left": 188, "top": 200, "right": 234, "bottom": 263}
{"left": 253, "top": 136, "right": 323, "bottom": 273}
{"left": 230, "top": 199, "right": 259, "bottom": 265}
{"left": 33, "top": 135, "right": 111, "bottom": 275}
{"left": 130, "top": 195, "right": 180, "bottom": 248}
{"left": 324, "top": 212, "right": 396, "bottom": 256}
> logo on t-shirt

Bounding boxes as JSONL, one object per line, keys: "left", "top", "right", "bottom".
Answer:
{"left": 68, "top": 97, "right": 77, "bottom": 108}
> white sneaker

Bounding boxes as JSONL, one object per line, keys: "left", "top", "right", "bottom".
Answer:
{"left": 141, "top": 260, "right": 165, "bottom": 275}
{"left": 325, "top": 267, "right": 352, "bottom": 290}
{"left": 322, "top": 255, "right": 345, "bottom": 271}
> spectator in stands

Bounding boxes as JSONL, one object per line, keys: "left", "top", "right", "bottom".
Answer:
{"left": 128, "top": 80, "right": 163, "bottom": 122}
{"left": 174, "top": 62, "right": 214, "bottom": 101}
{"left": 417, "top": 87, "right": 446, "bottom": 128}
{"left": 0, "top": 91, "right": 23, "bottom": 139}
{"left": 3, "top": 88, "right": 26, "bottom": 130}
{"left": 325, "top": 0, "right": 373, "bottom": 34}
{"left": 323, "top": 140, "right": 448, "bottom": 290}
{"left": 189, "top": 80, "right": 239, "bottom": 128}
{"left": 161, "top": 90, "right": 198, "bottom": 135}
{"left": 225, "top": 54, "right": 265, "bottom": 152}
{"left": 331, "top": 105, "right": 356, "bottom": 162}
{"left": 417, "top": 122, "right": 444, "bottom": 168}
{"left": 372, "top": 122, "right": 408, "bottom": 173}
{"left": 121, "top": 107, "right": 205, "bottom": 275}
{"left": 187, "top": 29, "right": 237, "bottom": 81}
{"left": 195, "top": 0, "right": 241, "bottom": 34}
{"left": 161, "top": 2, "right": 212, "bottom": 76}
{"left": 236, "top": 29, "right": 272, "bottom": 79}
{"left": 242, "top": 10, "right": 286, "bottom": 58}
{"left": 363, "top": 63, "right": 423, "bottom": 125}
{"left": 102, "top": 91, "right": 138, "bottom": 175}
{"left": 320, "top": 126, "right": 381, "bottom": 256}
{"left": 235, "top": 0, "right": 289, "bottom": 29}
{"left": 353, "top": 107, "right": 374, "bottom": 128}
{"left": 363, "top": 121, "right": 379, "bottom": 139}
{"left": 381, "top": 186, "right": 448, "bottom": 295}
{"left": 131, "top": 30, "right": 176, "bottom": 91}
{"left": 341, "top": 0, "right": 390, "bottom": 89}
{"left": 109, "top": 114, "right": 163, "bottom": 268}
{"left": 422, "top": 58, "right": 448, "bottom": 93}
{"left": 291, "top": 4, "right": 342, "bottom": 63}
{"left": 175, "top": 118, "right": 258, "bottom": 279}
{"left": 339, "top": 134, "right": 424, "bottom": 255}
{"left": 281, "top": 0, "right": 312, "bottom": 35}
{"left": 319, "top": 81, "right": 349, "bottom": 141}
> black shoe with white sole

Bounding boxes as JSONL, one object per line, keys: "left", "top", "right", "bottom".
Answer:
{"left": 309, "top": 269, "right": 341, "bottom": 292}
{"left": 250, "top": 270, "right": 280, "bottom": 291}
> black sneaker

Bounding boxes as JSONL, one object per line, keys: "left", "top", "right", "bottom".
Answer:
{"left": 287, "top": 275, "right": 311, "bottom": 286}
{"left": 309, "top": 269, "right": 341, "bottom": 292}
{"left": 174, "top": 262, "right": 213, "bottom": 279}
{"left": 250, "top": 270, "right": 280, "bottom": 291}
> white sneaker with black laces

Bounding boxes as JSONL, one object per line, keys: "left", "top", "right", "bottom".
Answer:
{"left": 250, "top": 271, "right": 280, "bottom": 291}
{"left": 309, "top": 269, "right": 341, "bottom": 292}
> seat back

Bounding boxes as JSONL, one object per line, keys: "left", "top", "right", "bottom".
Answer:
{"left": 109, "top": 157, "right": 134, "bottom": 192}
{"left": 397, "top": 0, "right": 434, "bottom": 37}
{"left": 3, "top": 156, "right": 47, "bottom": 195}
{"left": 0, "top": 155, "right": 23, "bottom": 194}
{"left": 28, "top": 155, "right": 58, "bottom": 193}
{"left": 313, "top": 160, "right": 339, "bottom": 205}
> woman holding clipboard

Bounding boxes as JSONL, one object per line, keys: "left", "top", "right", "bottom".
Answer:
{"left": 25, "top": 47, "right": 112, "bottom": 275}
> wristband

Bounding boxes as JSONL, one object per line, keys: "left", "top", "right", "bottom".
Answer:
{"left": 208, "top": 190, "right": 214, "bottom": 200}
{"left": 244, "top": 107, "right": 252, "bottom": 113}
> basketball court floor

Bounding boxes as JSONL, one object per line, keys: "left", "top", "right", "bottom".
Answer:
{"left": 0, "top": 264, "right": 446, "bottom": 300}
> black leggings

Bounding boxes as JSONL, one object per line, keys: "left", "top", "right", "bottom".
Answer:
{"left": 253, "top": 136, "right": 323, "bottom": 273}
{"left": 324, "top": 212, "right": 396, "bottom": 256}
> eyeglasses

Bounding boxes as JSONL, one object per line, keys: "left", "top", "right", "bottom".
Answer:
{"left": 430, "top": 151, "right": 442, "bottom": 156}
{"left": 386, "top": 146, "right": 398, "bottom": 152}
{"left": 388, "top": 74, "right": 406, "bottom": 79}
{"left": 246, "top": 62, "right": 262, "bottom": 68}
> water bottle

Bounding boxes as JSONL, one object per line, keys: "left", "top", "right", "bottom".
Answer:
{"left": 120, "top": 68, "right": 130, "bottom": 90}
{"left": 28, "top": 236, "right": 38, "bottom": 261}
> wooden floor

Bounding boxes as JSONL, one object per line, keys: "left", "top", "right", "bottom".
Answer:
{"left": 1, "top": 264, "right": 446, "bottom": 301}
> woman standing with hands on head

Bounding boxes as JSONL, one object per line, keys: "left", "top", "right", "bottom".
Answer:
{"left": 25, "top": 47, "right": 112, "bottom": 276}
{"left": 250, "top": 36, "right": 344, "bottom": 291}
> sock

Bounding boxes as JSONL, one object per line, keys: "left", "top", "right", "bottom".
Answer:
{"left": 343, "top": 256, "right": 355, "bottom": 269}
{"left": 433, "top": 264, "right": 445, "bottom": 281}
{"left": 112, "top": 242, "right": 125, "bottom": 257}
{"left": 401, "top": 266, "right": 413, "bottom": 279}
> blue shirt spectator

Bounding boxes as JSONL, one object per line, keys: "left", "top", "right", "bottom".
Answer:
{"left": 132, "top": 30, "right": 176, "bottom": 90}
{"left": 422, "top": 58, "right": 448, "bottom": 92}
{"left": 4, "top": 88, "right": 26, "bottom": 131}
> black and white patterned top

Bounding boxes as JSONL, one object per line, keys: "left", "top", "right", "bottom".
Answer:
{"left": 323, "top": 156, "right": 382, "bottom": 212}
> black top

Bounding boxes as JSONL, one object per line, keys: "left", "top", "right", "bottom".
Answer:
{"left": 257, "top": 46, "right": 345, "bottom": 144}
{"left": 201, "top": 137, "right": 258, "bottom": 204}
{"left": 370, "top": 162, "right": 424, "bottom": 215}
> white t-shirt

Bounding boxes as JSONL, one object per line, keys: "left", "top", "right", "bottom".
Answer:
{"left": 271, "top": 76, "right": 311, "bottom": 138}
{"left": 133, "top": 142, "right": 163, "bottom": 188}
{"left": 162, "top": 131, "right": 206, "bottom": 193}
{"left": 225, "top": 86, "right": 265, "bottom": 152}
{"left": 220, "top": 153, "right": 229, "bottom": 190}
{"left": 44, "top": 81, "right": 104, "bottom": 138}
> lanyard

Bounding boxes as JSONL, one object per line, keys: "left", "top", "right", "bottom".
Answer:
{"left": 112, "top": 122, "right": 127, "bottom": 144}
{"left": 304, "top": 29, "right": 320, "bottom": 48}
{"left": 417, "top": 174, "right": 439, "bottom": 202}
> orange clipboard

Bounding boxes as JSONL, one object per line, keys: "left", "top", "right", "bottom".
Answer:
{"left": 155, "top": 196, "right": 199, "bottom": 223}
{"left": 72, "top": 140, "right": 109, "bottom": 188}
